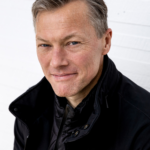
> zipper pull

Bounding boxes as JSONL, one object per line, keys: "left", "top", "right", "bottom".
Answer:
{"left": 24, "top": 135, "right": 29, "bottom": 150}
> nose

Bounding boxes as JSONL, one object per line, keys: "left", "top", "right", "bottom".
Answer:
{"left": 50, "top": 47, "right": 69, "bottom": 68}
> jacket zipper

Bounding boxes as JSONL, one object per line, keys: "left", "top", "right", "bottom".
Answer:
{"left": 105, "top": 95, "right": 109, "bottom": 108}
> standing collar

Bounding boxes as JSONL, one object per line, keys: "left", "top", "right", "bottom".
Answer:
{"left": 55, "top": 80, "right": 98, "bottom": 114}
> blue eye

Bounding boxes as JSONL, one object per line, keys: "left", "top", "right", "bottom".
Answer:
{"left": 70, "top": 42, "right": 79, "bottom": 45}
{"left": 41, "top": 44, "right": 50, "bottom": 47}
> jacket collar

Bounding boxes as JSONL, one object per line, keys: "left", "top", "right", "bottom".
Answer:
{"left": 9, "top": 55, "right": 120, "bottom": 130}
{"left": 9, "top": 77, "right": 54, "bottom": 129}
{"left": 99, "top": 55, "right": 120, "bottom": 107}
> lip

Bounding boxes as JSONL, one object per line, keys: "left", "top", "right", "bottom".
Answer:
{"left": 51, "top": 73, "right": 77, "bottom": 81}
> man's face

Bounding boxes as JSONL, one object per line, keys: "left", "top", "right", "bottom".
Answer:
{"left": 36, "top": 1, "right": 109, "bottom": 99}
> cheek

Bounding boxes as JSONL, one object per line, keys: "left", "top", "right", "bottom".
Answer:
{"left": 37, "top": 51, "right": 50, "bottom": 70}
{"left": 72, "top": 50, "right": 100, "bottom": 77}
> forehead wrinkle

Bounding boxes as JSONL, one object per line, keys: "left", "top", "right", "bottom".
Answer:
{"left": 40, "top": 15, "right": 88, "bottom": 31}
{"left": 36, "top": 21, "right": 95, "bottom": 44}
{"left": 36, "top": 31, "right": 84, "bottom": 45}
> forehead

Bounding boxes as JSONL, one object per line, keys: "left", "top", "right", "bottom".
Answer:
{"left": 35, "top": 1, "right": 91, "bottom": 33}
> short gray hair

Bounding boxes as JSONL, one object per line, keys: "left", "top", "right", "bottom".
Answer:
{"left": 32, "top": 0, "right": 108, "bottom": 38}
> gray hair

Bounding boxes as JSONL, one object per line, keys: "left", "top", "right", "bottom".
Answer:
{"left": 32, "top": 0, "right": 108, "bottom": 38}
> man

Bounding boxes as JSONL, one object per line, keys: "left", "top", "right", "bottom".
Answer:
{"left": 9, "top": 0, "right": 150, "bottom": 150}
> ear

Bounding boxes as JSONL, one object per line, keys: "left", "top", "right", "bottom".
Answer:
{"left": 102, "top": 28, "right": 112, "bottom": 55}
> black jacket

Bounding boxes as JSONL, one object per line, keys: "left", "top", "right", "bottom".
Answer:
{"left": 9, "top": 55, "right": 150, "bottom": 150}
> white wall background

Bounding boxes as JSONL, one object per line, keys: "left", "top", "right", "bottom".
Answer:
{"left": 0, "top": 0, "right": 150, "bottom": 149}
{"left": 106, "top": 0, "right": 150, "bottom": 91}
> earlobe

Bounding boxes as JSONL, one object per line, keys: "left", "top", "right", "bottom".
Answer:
{"left": 102, "top": 46, "right": 110, "bottom": 55}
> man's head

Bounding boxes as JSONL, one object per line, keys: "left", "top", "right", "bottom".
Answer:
{"left": 32, "top": 0, "right": 112, "bottom": 107}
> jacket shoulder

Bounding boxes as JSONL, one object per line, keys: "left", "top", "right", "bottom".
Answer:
{"left": 119, "top": 73, "right": 150, "bottom": 119}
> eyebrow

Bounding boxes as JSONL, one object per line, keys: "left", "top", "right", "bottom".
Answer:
{"left": 36, "top": 33, "right": 81, "bottom": 43}
{"left": 36, "top": 37, "right": 49, "bottom": 42}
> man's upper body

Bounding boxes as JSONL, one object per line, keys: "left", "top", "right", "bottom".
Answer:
{"left": 9, "top": 0, "right": 150, "bottom": 150}
{"left": 9, "top": 55, "right": 150, "bottom": 150}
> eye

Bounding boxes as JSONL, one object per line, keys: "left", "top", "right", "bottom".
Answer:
{"left": 69, "top": 41, "right": 80, "bottom": 45}
{"left": 40, "top": 44, "right": 50, "bottom": 47}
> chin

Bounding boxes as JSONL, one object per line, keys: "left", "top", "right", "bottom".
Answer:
{"left": 54, "top": 91, "right": 72, "bottom": 98}
{"left": 53, "top": 86, "right": 77, "bottom": 98}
